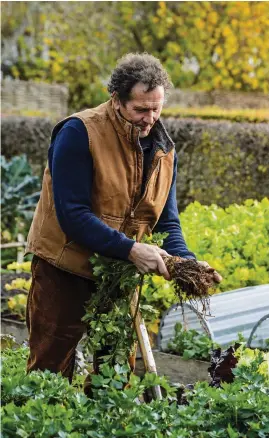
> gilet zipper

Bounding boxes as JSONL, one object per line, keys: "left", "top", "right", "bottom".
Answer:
{"left": 130, "top": 154, "right": 162, "bottom": 218}
{"left": 122, "top": 130, "right": 163, "bottom": 224}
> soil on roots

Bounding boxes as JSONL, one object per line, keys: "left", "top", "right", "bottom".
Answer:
{"left": 164, "top": 256, "right": 216, "bottom": 299}
{"left": 163, "top": 256, "right": 218, "bottom": 316}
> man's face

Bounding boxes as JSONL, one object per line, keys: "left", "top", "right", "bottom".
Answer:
{"left": 114, "top": 82, "right": 164, "bottom": 138}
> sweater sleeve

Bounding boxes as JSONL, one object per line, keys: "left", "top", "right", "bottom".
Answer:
{"left": 48, "top": 118, "right": 135, "bottom": 260}
{"left": 153, "top": 153, "right": 196, "bottom": 259}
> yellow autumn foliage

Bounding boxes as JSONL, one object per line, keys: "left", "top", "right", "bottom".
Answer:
{"left": 161, "top": 107, "right": 269, "bottom": 123}
{"left": 7, "top": 261, "right": 31, "bottom": 272}
{"left": 1, "top": 1, "right": 269, "bottom": 107}
{"left": 7, "top": 294, "right": 27, "bottom": 319}
{"left": 5, "top": 278, "right": 31, "bottom": 292}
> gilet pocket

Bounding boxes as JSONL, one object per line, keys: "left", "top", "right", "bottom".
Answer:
{"left": 100, "top": 214, "right": 125, "bottom": 231}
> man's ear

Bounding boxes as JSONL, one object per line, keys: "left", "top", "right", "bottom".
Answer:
{"left": 112, "top": 92, "right": 120, "bottom": 110}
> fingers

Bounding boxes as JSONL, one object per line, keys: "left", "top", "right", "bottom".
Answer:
{"left": 154, "top": 246, "right": 170, "bottom": 257}
{"left": 198, "top": 261, "right": 211, "bottom": 269}
{"left": 129, "top": 243, "right": 172, "bottom": 280}
{"left": 198, "top": 261, "right": 223, "bottom": 283}
{"left": 137, "top": 262, "right": 170, "bottom": 280}
{"left": 213, "top": 271, "right": 223, "bottom": 283}
{"left": 156, "top": 253, "right": 171, "bottom": 281}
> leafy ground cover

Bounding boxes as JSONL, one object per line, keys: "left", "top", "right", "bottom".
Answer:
{"left": 142, "top": 198, "right": 269, "bottom": 332}
{"left": 181, "top": 198, "right": 269, "bottom": 292}
{"left": 1, "top": 342, "right": 269, "bottom": 438}
{"left": 167, "top": 322, "right": 216, "bottom": 361}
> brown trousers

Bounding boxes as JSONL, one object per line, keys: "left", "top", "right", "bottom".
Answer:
{"left": 26, "top": 255, "right": 136, "bottom": 386}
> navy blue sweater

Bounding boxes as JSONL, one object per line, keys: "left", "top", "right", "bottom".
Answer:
{"left": 48, "top": 118, "right": 195, "bottom": 261}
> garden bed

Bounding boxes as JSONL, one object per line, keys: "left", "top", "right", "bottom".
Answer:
{"left": 0, "top": 313, "right": 210, "bottom": 385}
{"left": 135, "top": 350, "right": 209, "bottom": 385}
{"left": 1, "top": 272, "right": 30, "bottom": 342}
{"left": 1, "top": 318, "right": 28, "bottom": 344}
{"left": 1, "top": 344, "right": 269, "bottom": 437}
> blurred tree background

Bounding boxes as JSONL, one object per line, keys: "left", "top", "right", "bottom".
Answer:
{"left": 2, "top": 1, "right": 269, "bottom": 110}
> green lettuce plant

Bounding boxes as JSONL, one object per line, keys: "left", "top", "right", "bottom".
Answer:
{"left": 1, "top": 342, "right": 269, "bottom": 437}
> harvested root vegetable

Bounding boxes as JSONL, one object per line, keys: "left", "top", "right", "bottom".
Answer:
{"left": 163, "top": 256, "right": 222, "bottom": 316}
{"left": 164, "top": 256, "right": 220, "bottom": 298}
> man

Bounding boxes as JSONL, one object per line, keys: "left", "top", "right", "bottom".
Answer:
{"left": 25, "top": 53, "right": 218, "bottom": 384}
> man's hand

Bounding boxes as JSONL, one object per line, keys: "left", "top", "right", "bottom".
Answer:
{"left": 198, "top": 261, "right": 223, "bottom": 283}
{"left": 128, "top": 242, "right": 171, "bottom": 280}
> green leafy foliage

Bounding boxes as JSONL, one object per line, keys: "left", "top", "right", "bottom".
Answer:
{"left": 141, "top": 276, "right": 175, "bottom": 319}
{"left": 167, "top": 322, "right": 217, "bottom": 361}
{"left": 1, "top": 154, "right": 40, "bottom": 235}
{"left": 181, "top": 198, "right": 269, "bottom": 292}
{"left": 82, "top": 233, "right": 168, "bottom": 364}
{"left": 82, "top": 255, "right": 138, "bottom": 365}
{"left": 140, "top": 198, "right": 269, "bottom": 332}
{"left": 1, "top": 345, "right": 269, "bottom": 437}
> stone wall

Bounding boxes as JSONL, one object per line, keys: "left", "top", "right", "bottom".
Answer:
{"left": 166, "top": 89, "right": 269, "bottom": 109}
{"left": 1, "top": 79, "right": 68, "bottom": 118}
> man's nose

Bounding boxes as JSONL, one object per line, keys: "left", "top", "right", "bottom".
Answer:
{"left": 143, "top": 111, "right": 154, "bottom": 125}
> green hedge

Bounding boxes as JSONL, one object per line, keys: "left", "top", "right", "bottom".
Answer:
{"left": 1, "top": 116, "right": 269, "bottom": 210}
{"left": 1, "top": 116, "right": 54, "bottom": 177}
{"left": 162, "top": 117, "right": 269, "bottom": 211}
{"left": 162, "top": 107, "right": 269, "bottom": 123}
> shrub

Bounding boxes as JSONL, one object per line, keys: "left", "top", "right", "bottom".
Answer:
{"left": 162, "top": 117, "right": 269, "bottom": 211}
{"left": 2, "top": 116, "right": 268, "bottom": 210}
{"left": 1, "top": 117, "right": 54, "bottom": 177}
{"left": 162, "top": 106, "right": 269, "bottom": 123}
{"left": 181, "top": 199, "right": 269, "bottom": 292}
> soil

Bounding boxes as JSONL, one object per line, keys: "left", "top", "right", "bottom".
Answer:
{"left": 163, "top": 256, "right": 220, "bottom": 317}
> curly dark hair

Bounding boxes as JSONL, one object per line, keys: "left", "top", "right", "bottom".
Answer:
{"left": 107, "top": 53, "right": 173, "bottom": 104}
